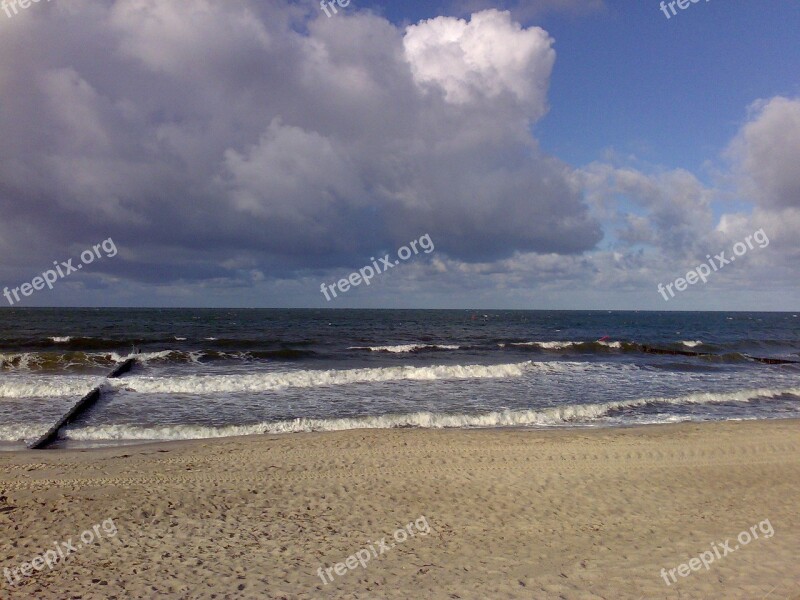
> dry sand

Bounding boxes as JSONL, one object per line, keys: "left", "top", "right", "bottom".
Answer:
{"left": 1, "top": 419, "right": 798, "bottom": 599}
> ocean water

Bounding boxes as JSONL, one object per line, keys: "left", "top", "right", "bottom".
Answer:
{"left": 0, "top": 308, "right": 798, "bottom": 450}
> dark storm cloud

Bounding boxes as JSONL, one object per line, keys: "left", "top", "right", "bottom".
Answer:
{"left": 0, "top": 1, "right": 602, "bottom": 289}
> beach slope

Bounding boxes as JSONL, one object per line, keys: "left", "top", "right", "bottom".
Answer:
{"left": 1, "top": 420, "right": 798, "bottom": 599}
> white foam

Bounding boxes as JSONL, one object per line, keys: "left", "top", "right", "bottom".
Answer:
{"left": 133, "top": 350, "right": 177, "bottom": 363}
{"left": 62, "top": 385, "right": 800, "bottom": 441}
{"left": 1, "top": 349, "right": 207, "bottom": 372}
{"left": 0, "top": 424, "right": 49, "bottom": 442}
{"left": 538, "top": 341, "right": 578, "bottom": 349}
{"left": 108, "top": 361, "right": 539, "bottom": 394}
{"left": 504, "top": 341, "right": 622, "bottom": 350}
{"left": 681, "top": 340, "right": 703, "bottom": 348}
{"left": 76, "top": 350, "right": 174, "bottom": 364}
{"left": 507, "top": 341, "right": 579, "bottom": 349}
{"left": 0, "top": 376, "right": 102, "bottom": 398}
{"left": 348, "top": 344, "right": 461, "bottom": 353}
{"left": 64, "top": 423, "right": 272, "bottom": 441}
{"left": 50, "top": 336, "right": 72, "bottom": 343}
{"left": 0, "top": 352, "right": 37, "bottom": 370}
{"left": 597, "top": 340, "right": 622, "bottom": 348}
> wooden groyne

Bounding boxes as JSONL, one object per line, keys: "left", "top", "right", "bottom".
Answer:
{"left": 28, "top": 358, "right": 138, "bottom": 450}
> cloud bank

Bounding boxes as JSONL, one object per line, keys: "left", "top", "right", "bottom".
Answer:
{"left": 0, "top": 1, "right": 796, "bottom": 308}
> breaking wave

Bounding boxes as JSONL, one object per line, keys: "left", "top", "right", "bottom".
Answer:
{"left": 60, "top": 386, "right": 800, "bottom": 441}
{"left": 0, "top": 376, "right": 102, "bottom": 398}
{"left": 0, "top": 350, "right": 180, "bottom": 371}
{"left": 0, "top": 423, "right": 50, "bottom": 442}
{"left": 348, "top": 344, "right": 461, "bottom": 353}
{"left": 499, "top": 340, "right": 631, "bottom": 351}
{"left": 0, "top": 348, "right": 318, "bottom": 372}
{"left": 107, "top": 361, "right": 547, "bottom": 394}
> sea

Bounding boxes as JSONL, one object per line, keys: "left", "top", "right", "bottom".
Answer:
{"left": 1, "top": 309, "right": 798, "bottom": 450}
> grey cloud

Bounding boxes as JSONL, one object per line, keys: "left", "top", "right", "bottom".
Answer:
{"left": 0, "top": 1, "right": 601, "bottom": 292}
{"left": 727, "top": 96, "right": 800, "bottom": 211}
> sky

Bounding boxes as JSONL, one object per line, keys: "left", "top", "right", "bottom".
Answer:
{"left": 0, "top": 0, "right": 798, "bottom": 310}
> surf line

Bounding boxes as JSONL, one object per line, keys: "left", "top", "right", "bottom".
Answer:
{"left": 640, "top": 345, "right": 798, "bottom": 365}
{"left": 27, "top": 357, "right": 138, "bottom": 450}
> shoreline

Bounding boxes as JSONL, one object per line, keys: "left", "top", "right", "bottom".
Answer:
{"left": 5, "top": 414, "right": 797, "bottom": 454}
{"left": 1, "top": 419, "right": 798, "bottom": 598}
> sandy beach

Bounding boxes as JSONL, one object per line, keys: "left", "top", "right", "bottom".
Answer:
{"left": 0, "top": 419, "right": 798, "bottom": 599}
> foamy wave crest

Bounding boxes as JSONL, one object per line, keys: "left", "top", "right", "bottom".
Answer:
{"left": 499, "top": 340, "right": 630, "bottom": 351}
{"left": 348, "top": 344, "right": 461, "bottom": 353}
{"left": 682, "top": 340, "right": 703, "bottom": 348}
{"left": 0, "top": 350, "right": 193, "bottom": 371}
{"left": 131, "top": 350, "right": 184, "bottom": 363}
{"left": 64, "top": 423, "right": 274, "bottom": 441}
{"left": 50, "top": 336, "right": 72, "bottom": 343}
{"left": 580, "top": 386, "right": 800, "bottom": 418}
{"left": 0, "top": 376, "right": 101, "bottom": 398}
{"left": 537, "top": 341, "right": 578, "bottom": 349}
{"left": 89, "top": 350, "right": 177, "bottom": 364}
{"left": 0, "top": 424, "right": 49, "bottom": 442}
{"left": 0, "top": 352, "right": 38, "bottom": 370}
{"left": 506, "top": 341, "right": 578, "bottom": 349}
{"left": 63, "top": 386, "right": 800, "bottom": 441}
{"left": 1, "top": 351, "right": 129, "bottom": 371}
{"left": 109, "top": 361, "right": 538, "bottom": 394}
{"left": 597, "top": 340, "right": 622, "bottom": 349}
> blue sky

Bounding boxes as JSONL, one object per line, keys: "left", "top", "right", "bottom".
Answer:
{"left": 0, "top": 0, "right": 798, "bottom": 309}
{"left": 368, "top": 0, "right": 800, "bottom": 172}
{"left": 534, "top": 1, "right": 800, "bottom": 172}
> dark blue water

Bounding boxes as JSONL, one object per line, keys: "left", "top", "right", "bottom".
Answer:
{"left": 1, "top": 309, "right": 798, "bottom": 449}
